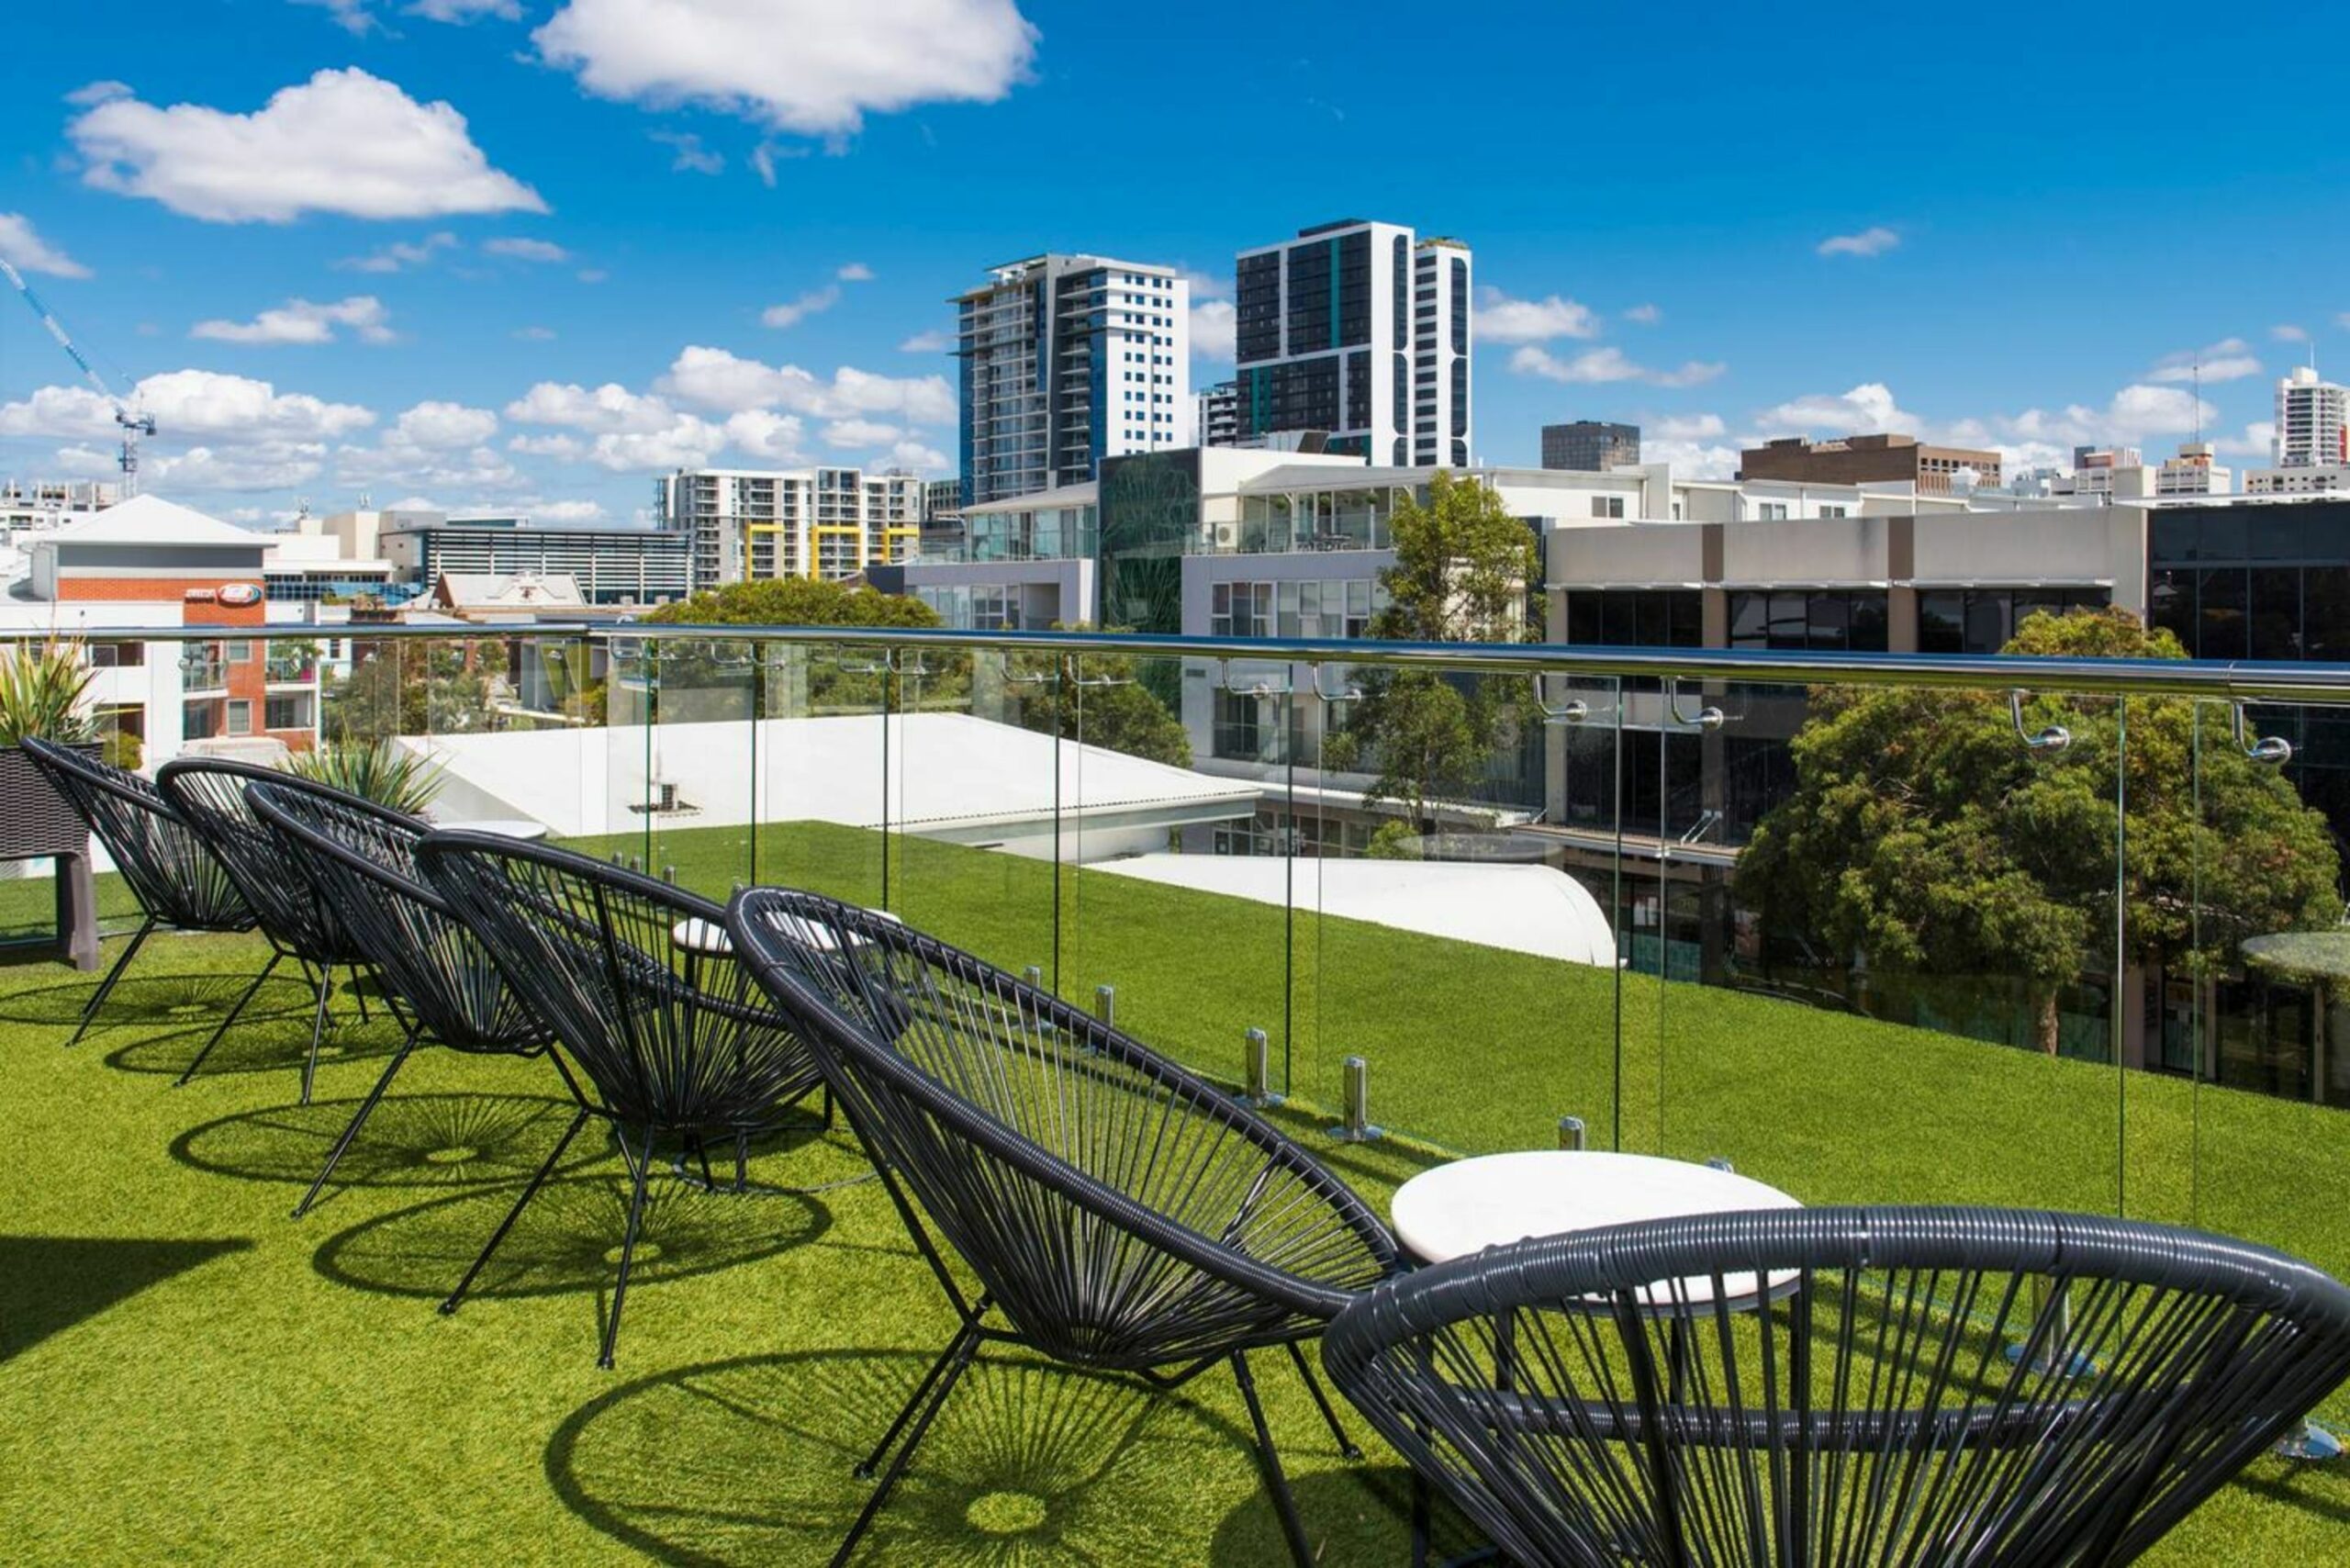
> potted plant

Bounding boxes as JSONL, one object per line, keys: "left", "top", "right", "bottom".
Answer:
{"left": 0, "top": 633, "right": 98, "bottom": 860}
{"left": 283, "top": 741, "right": 444, "bottom": 816}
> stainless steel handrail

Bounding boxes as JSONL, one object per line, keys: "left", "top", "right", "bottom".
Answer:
{"left": 9, "top": 620, "right": 2350, "bottom": 702}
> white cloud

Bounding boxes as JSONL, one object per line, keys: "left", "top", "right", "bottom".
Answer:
{"left": 1190, "top": 298, "right": 1236, "bottom": 362}
{"left": 723, "top": 409, "right": 808, "bottom": 461}
{"left": 336, "top": 231, "right": 457, "bottom": 273}
{"left": 484, "top": 236, "right": 570, "bottom": 263}
{"left": 898, "top": 329, "right": 952, "bottom": 353}
{"left": 408, "top": 0, "right": 525, "bottom": 20}
{"left": 337, "top": 437, "right": 524, "bottom": 494}
{"left": 2273, "top": 324, "right": 2310, "bottom": 343}
{"left": 1817, "top": 226, "right": 1899, "bottom": 258}
{"left": 512, "top": 325, "right": 558, "bottom": 341}
{"left": 391, "top": 400, "right": 499, "bottom": 448}
{"left": 1644, "top": 439, "right": 1740, "bottom": 478}
{"left": 1754, "top": 382, "right": 1919, "bottom": 436}
{"left": 1509, "top": 345, "right": 1723, "bottom": 387}
{"left": 1473, "top": 287, "right": 1600, "bottom": 343}
{"left": 576, "top": 268, "right": 608, "bottom": 284}
{"left": 142, "top": 443, "right": 333, "bottom": 492}
{"left": 836, "top": 262, "right": 874, "bottom": 282}
{"left": 70, "top": 69, "right": 544, "bottom": 223}
{"left": 0, "top": 214, "right": 91, "bottom": 278}
{"left": 190, "top": 296, "right": 395, "bottom": 346}
{"left": 663, "top": 344, "right": 955, "bottom": 423}
{"left": 0, "top": 368, "right": 375, "bottom": 442}
{"left": 2147, "top": 338, "right": 2261, "bottom": 385}
{"left": 749, "top": 141, "right": 806, "bottom": 186}
{"left": 1650, "top": 412, "right": 1726, "bottom": 441}
{"left": 1623, "top": 303, "right": 1662, "bottom": 326}
{"left": 506, "top": 380, "right": 678, "bottom": 432}
{"left": 64, "top": 81, "right": 131, "bottom": 107}
{"left": 532, "top": 0, "right": 1039, "bottom": 136}
{"left": 822, "top": 418, "right": 900, "bottom": 447}
{"left": 885, "top": 439, "right": 949, "bottom": 473}
{"left": 762, "top": 286, "right": 841, "bottom": 329}
{"left": 530, "top": 498, "right": 609, "bottom": 521}
{"left": 1179, "top": 267, "right": 1225, "bottom": 300}
{"left": 650, "top": 129, "right": 723, "bottom": 174}
{"left": 2213, "top": 420, "right": 2277, "bottom": 459}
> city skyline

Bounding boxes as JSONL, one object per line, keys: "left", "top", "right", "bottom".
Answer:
{"left": 1, "top": 0, "right": 2344, "bottom": 526}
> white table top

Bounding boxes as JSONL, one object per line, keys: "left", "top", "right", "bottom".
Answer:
{"left": 1392, "top": 1149, "right": 1802, "bottom": 1305}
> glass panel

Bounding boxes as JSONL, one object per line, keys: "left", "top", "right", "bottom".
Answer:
{"left": 1663, "top": 672, "right": 2126, "bottom": 1222}
{"left": 750, "top": 639, "right": 886, "bottom": 912}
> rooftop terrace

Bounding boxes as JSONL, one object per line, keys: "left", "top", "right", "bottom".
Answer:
{"left": 4, "top": 814, "right": 2349, "bottom": 1562}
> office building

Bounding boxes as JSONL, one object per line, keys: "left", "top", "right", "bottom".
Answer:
{"left": 1232, "top": 219, "right": 1472, "bottom": 465}
{"left": 1196, "top": 381, "right": 1239, "bottom": 448}
{"left": 655, "top": 467, "right": 926, "bottom": 588}
{"left": 1541, "top": 421, "right": 1641, "bottom": 472}
{"left": 2275, "top": 366, "right": 2349, "bottom": 468}
{"left": 2247, "top": 465, "right": 2350, "bottom": 496}
{"left": 0, "top": 478, "right": 118, "bottom": 532}
{"left": 1740, "top": 433, "right": 2001, "bottom": 494}
{"left": 2156, "top": 442, "right": 2231, "bottom": 497}
{"left": 953, "top": 253, "right": 1191, "bottom": 508}
{"left": 380, "top": 514, "right": 691, "bottom": 604}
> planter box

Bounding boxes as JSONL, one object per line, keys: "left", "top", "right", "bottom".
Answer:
{"left": 0, "top": 743, "right": 95, "bottom": 860}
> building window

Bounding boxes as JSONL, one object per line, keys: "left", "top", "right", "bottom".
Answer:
{"left": 1591, "top": 496, "right": 1626, "bottom": 519}
{"left": 89, "top": 642, "right": 144, "bottom": 668}
{"left": 1756, "top": 503, "right": 1789, "bottom": 521}
{"left": 1565, "top": 589, "right": 1705, "bottom": 648}
{"left": 1728, "top": 590, "right": 1890, "bottom": 652}
{"left": 225, "top": 640, "right": 253, "bottom": 663}
{"left": 226, "top": 700, "right": 253, "bottom": 736}
{"left": 264, "top": 694, "right": 311, "bottom": 732}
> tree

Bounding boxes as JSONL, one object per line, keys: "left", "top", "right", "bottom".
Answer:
{"left": 1009, "top": 626, "right": 1192, "bottom": 767}
{"left": 643, "top": 575, "right": 963, "bottom": 716}
{"left": 1734, "top": 606, "right": 2342, "bottom": 1054}
{"left": 1320, "top": 471, "right": 1542, "bottom": 828}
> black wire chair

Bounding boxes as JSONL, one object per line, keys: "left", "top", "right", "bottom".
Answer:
{"left": 155, "top": 757, "right": 386, "bottom": 1102}
{"left": 413, "top": 831, "right": 826, "bottom": 1368}
{"left": 246, "top": 784, "right": 574, "bottom": 1220}
{"left": 725, "top": 886, "right": 1399, "bottom": 1568}
{"left": 1323, "top": 1204, "right": 2350, "bottom": 1568}
{"left": 21, "top": 737, "right": 257, "bottom": 1046}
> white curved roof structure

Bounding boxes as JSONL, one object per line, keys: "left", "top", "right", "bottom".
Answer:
{"left": 1094, "top": 854, "right": 1618, "bottom": 968}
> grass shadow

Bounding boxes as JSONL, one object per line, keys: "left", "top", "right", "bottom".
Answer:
{"left": 313, "top": 1172, "right": 830, "bottom": 1303}
{"left": 104, "top": 1004, "right": 403, "bottom": 1082}
{"left": 546, "top": 1348, "right": 1263, "bottom": 1565}
{"left": 171, "top": 1092, "right": 596, "bottom": 1197}
{"left": 0, "top": 1235, "right": 253, "bottom": 1361}
{"left": 0, "top": 969, "right": 311, "bottom": 1032}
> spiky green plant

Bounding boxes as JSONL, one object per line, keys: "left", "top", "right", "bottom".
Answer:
{"left": 0, "top": 635, "right": 95, "bottom": 745}
{"left": 283, "top": 742, "right": 444, "bottom": 816}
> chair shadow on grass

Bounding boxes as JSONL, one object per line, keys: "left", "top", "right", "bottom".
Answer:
{"left": 0, "top": 968, "right": 312, "bottom": 1032}
{"left": 171, "top": 1092, "right": 597, "bottom": 1202}
{"left": 546, "top": 1347, "right": 1270, "bottom": 1566}
{"left": 0, "top": 1235, "right": 253, "bottom": 1361}
{"left": 312, "top": 1170, "right": 831, "bottom": 1304}
{"left": 103, "top": 1002, "right": 404, "bottom": 1082}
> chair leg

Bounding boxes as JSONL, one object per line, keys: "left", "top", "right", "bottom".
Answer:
{"left": 1233, "top": 1350, "right": 1317, "bottom": 1568}
{"left": 70, "top": 915, "right": 155, "bottom": 1047}
{"left": 855, "top": 1315, "right": 987, "bottom": 1480}
{"left": 442, "top": 1105, "right": 590, "bottom": 1316}
{"left": 833, "top": 1320, "right": 981, "bottom": 1568}
{"left": 175, "top": 949, "right": 283, "bottom": 1088}
{"left": 293, "top": 1024, "right": 419, "bottom": 1219}
{"left": 597, "top": 1124, "right": 658, "bottom": 1371}
{"left": 1286, "top": 1339, "right": 1363, "bottom": 1461}
{"left": 347, "top": 964, "right": 373, "bottom": 1024}
{"left": 299, "top": 965, "right": 335, "bottom": 1107}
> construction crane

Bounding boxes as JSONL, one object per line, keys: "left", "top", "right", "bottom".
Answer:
{"left": 0, "top": 256, "right": 155, "bottom": 494}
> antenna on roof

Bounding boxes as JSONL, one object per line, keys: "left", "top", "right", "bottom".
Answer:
{"left": 2193, "top": 361, "right": 2202, "bottom": 444}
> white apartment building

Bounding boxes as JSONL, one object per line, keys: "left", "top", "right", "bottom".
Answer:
{"left": 2274, "top": 365, "right": 2349, "bottom": 468}
{"left": 2156, "top": 442, "right": 2232, "bottom": 497}
{"left": 0, "top": 478, "right": 119, "bottom": 532}
{"left": 1232, "top": 219, "right": 1472, "bottom": 466}
{"left": 2247, "top": 465, "right": 2350, "bottom": 496}
{"left": 655, "top": 467, "right": 926, "bottom": 589}
{"left": 953, "top": 253, "right": 1191, "bottom": 508}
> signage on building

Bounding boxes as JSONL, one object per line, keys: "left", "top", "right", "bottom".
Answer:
{"left": 217, "top": 583, "right": 263, "bottom": 607}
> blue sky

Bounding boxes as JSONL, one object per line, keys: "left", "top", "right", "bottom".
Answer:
{"left": 1, "top": 0, "right": 2343, "bottom": 525}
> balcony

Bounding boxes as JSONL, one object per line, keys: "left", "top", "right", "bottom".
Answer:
{"left": 3, "top": 623, "right": 2349, "bottom": 1562}
{"left": 177, "top": 650, "right": 228, "bottom": 691}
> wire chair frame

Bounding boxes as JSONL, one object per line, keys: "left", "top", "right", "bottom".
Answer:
{"left": 1323, "top": 1204, "right": 2350, "bottom": 1568}
{"left": 726, "top": 885, "right": 1398, "bottom": 1568}
{"left": 247, "top": 783, "right": 572, "bottom": 1220}
{"left": 21, "top": 736, "right": 256, "bottom": 1047}
{"left": 413, "top": 831, "right": 826, "bottom": 1369}
{"left": 154, "top": 757, "right": 388, "bottom": 1103}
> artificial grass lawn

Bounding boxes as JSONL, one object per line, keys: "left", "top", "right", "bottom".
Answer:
{"left": 0, "top": 822, "right": 2344, "bottom": 1562}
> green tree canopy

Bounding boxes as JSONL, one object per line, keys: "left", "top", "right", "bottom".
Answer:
{"left": 1734, "top": 606, "right": 2342, "bottom": 1052}
{"left": 1008, "top": 626, "right": 1191, "bottom": 767}
{"left": 643, "top": 577, "right": 943, "bottom": 630}
{"left": 1321, "top": 470, "right": 1541, "bottom": 826}
{"left": 641, "top": 577, "right": 957, "bottom": 717}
